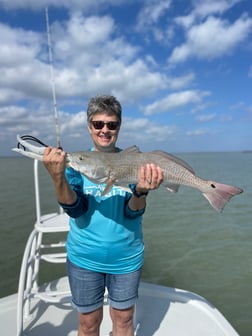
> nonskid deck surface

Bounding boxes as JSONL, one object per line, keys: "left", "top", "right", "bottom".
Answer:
{"left": 0, "top": 278, "right": 239, "bottom": 336}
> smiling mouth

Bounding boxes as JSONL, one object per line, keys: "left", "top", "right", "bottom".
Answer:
{"left": 99, "top": 133, "right": 111, "bottom": 139}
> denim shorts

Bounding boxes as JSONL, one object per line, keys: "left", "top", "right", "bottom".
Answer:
{"left": 67, "top": 259, "right": 142, "bottom": 313}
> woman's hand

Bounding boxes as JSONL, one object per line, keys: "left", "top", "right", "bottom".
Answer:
{"left": 43, "top": 147, "right": 77, "bottom": 205}
{"left": 43, "top": 147, "right": 66, "bottom": 180}
{"left": 135, "top": 163, "right": 163, "bottom": 193}
{"left": 128, "top": 164, "right": 163, "bottom": 211}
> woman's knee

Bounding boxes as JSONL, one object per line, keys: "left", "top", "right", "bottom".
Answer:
{"left": 110, "top": 306, "right": 134, "bottom": 328}
{"left": 78, "top": 308, "right": 103, "bottom": 334}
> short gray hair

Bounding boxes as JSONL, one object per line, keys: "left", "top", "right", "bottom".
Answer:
{"left": 87, "top": 95, "right": 122, "bottom": 124}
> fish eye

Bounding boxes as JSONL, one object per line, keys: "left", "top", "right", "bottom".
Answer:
{"left": 79, "top": 156, "right": 83, "bottom": 160}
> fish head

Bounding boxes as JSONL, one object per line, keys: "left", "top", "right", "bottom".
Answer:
{"left": 66, "top": 151, "right": 109, "bottom": 183}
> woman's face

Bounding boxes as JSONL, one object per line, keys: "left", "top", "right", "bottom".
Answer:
{"left": 88, "top": 112, "right": 120, "bottom": 152}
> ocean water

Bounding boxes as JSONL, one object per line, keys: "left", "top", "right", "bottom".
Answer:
{"left": 0, "top": 153, "right": 251, "bottom": 335}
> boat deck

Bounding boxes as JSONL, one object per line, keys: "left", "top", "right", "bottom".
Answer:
{"left": 0, "top": 277, "right": 239, "bottom": 336}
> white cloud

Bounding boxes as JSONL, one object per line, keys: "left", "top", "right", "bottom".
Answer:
{"left": 0, "top": 88, "right": 24, "bottom": 105}
{"left": 0, "top": 1, "right": 251, "bottom": 155}
{"left": 167, "top": 72, "right": 195, "bottom": 90}
{"left": 78, "top": 59, "right": 166, "bottom": 103}
{"left": 119, "top": 117, "right": 178, "bottom": 150}
{"left": 191, "top": 101, "right": 216, "bottom": 114}
{"left": 247, "top": 106, "right": 252, "bottom": 117}
{"left": 6, "top": 109, "right": 179, "bottom": 155}
{"left": 196, "top": 113, "right": 216, "bottom": 122}
{"left": 2, "top": 106, "right": 91, "bottom": 153}
{"left": 220, "top": 114, "right": 233, "bottom": 122}
{"left": 186, "top": 129, "right": 209, "bottom": 136}
{"left": 136, "top": 0, "right": 172, "bottom": 30}
{"left": 175, "top": 0, "right": 243, "bottom": 28}
{"left": 0, "top": 23, "right": 51, "bottom": 101}
{"left": 0, "top": 0, "right": 128, "bottom": 10}
{"left": 0, "top": 25, "right": 40, "bottom": 67}
{"left": 170, "top": 14, "right": 252, "bottom": 63}
{"left": 0, "top": 105, "right": 54, "bottom": 155}
{"left": 192, "top": 0, "right": 242, "bottom": 20}
{"left": 136, "top": 0, "right": 173, "bottom": 43}
{"left": 248, "top": 66, "right": 252, "bottom": 78}
{"left": 54, "top": 14, "right": 116, "bottom": 62}
{"left": 143, "top": 90, "right": 211, "bottom": 116}
{"left": 0, "top": 8, "right": 177, "bottom": 155}
{"left": 230, "top": 101, "right": 245, "bottom": 109}
{"left": 60, "top": 111, "right": 86, "bottom": 134}
{"left": 0, "top": 11, "right": 168, "bottom": 107}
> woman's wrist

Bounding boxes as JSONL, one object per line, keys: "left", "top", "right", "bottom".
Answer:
{"left": 133, "top": 185, "right": 149, "bottom": 198}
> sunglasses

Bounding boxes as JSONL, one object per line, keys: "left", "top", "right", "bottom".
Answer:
{"left": 91, "top": 120, "right": 120, "bottom": 130}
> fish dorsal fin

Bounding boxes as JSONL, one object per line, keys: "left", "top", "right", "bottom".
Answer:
{"left": 122, "top": 145, "right": 141, "bottom": 153}
{"left": 151, "top": 150, "right": 195, "bottom": 174}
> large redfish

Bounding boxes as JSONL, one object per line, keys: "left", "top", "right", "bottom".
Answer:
{"left": 13, "top": 135, "right": 243, "bottom": 212}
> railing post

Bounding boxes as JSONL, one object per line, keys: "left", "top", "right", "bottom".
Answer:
{"left": 34, "top": 159, "right": 41, "bottom": 223}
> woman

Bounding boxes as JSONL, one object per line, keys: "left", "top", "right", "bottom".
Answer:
{"left": 43, "top": 95, "right": 163, "bottom": 336}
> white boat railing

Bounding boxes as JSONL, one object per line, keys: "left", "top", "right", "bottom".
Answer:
{"left": 16, "top": 159, "right": 70, "bottom": 336}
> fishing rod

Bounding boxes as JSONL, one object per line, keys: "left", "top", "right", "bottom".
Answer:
{"left": 45, "top": 7, "right": 62, "bottom": 149}
{"left": 16, "top": 9, "right": 62, "bottom": 152}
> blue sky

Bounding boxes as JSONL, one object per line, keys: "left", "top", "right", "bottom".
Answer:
{"left": 0, "top": 0, "right": 252, "bottom": 156}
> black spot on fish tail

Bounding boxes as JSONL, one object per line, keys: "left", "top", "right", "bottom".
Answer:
{"left": 203, "top": 181, "right": 243, "bottom": 212}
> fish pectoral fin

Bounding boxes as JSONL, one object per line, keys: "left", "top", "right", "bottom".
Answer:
{"left": 101, "top": 179, "right": 116, "bottom": 196}
{"left": 163, "top": 182, "right": 180, "bottom": 193}
{"left": 101, "top": 180, "right": 132, "bottom": 196}
{"left": 115, "top": 185, "right": 132, "bottom": 193}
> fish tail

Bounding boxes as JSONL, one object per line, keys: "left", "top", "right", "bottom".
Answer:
{"left": 202, "top": 181, "right": 243, "bottom": 212}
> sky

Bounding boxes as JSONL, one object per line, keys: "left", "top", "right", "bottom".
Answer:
{"left": 0, "top": 0, "right": 252, "bottom": 156}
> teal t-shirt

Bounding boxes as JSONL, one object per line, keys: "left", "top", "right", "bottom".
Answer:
{"left": 64, "top": 167, "right": 145, "bottom": 274}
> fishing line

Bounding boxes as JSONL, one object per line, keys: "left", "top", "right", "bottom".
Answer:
{"left": 45, "top": 7, "right": 62, "bottom": 149}
{"left": 17, "top": 135, "right": 48, "bottom": 150}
